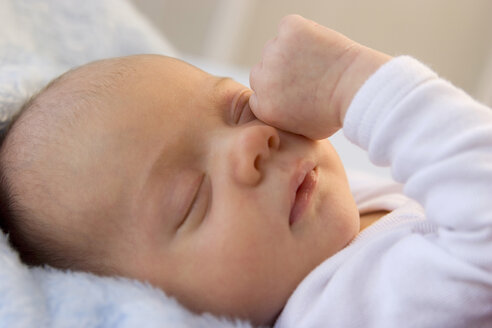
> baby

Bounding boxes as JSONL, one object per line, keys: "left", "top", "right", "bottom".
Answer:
{"left": 1, "top": 14, "right": 491, "bottom": 327}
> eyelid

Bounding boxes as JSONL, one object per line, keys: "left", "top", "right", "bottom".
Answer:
{"left": 231, "top": 89, "right": 253, "bottom": 124}
{"left": 237, "top": 102, "right": 256, "bottom": 124}
{"left": 177, "top": 173, "right": 205, "bottom": 230}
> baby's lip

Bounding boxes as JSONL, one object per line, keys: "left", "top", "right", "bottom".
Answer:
{"left": 288, "top": 160, "right": 317, "bottom": 225}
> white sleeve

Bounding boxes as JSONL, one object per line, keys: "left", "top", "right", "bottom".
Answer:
{"left": 275, "top": 56, "right": 492, "bottom": 328}
{"left": 343, "top": 56, "right": 492, "bottom": 270}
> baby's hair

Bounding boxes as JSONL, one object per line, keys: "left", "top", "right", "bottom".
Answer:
{"left": 0, "top": 57, "right": 137, "bottom": 272}
{"left": 0, "top": 83, "right": 66, "bottom": 268}
{"left": 0, "top": 73, "right": 88, "bottom": 269}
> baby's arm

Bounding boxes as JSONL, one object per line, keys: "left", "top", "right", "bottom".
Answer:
{"left": 250, "top": 15, "right": 492, "bottom": 270}
{"left": 344, "top": 56, "right": 492, "bottom": 269}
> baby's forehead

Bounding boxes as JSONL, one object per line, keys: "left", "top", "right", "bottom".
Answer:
{"left": 26, "top": 54, "right": 231, "bottom": 160}
{"left": 25, "top": 55, "right": 214, "bottom": 127}
{"left": 5, "top": 57, "right": 143, "bottom": 183}
{"left": 19, "top": 56, "right": 229, "bottom": 166}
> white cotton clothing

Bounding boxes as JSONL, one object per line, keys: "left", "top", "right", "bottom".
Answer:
{"left": 274, "top": 56, "right": 492, "bottom": 328}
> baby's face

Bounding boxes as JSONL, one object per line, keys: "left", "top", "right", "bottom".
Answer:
{"left": 67, "top": 55, "right": 359, "bottom": 325}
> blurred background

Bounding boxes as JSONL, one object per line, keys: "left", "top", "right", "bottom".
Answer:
{"left": 130, "top": 0, "right": 492, "bottom": 177}
{"left": 130, "top": 0, "right": 492, "bottom": 103}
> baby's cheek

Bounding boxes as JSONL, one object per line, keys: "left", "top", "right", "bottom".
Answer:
{"left": 182, "top": 205, "right": 300, "bottom": 323}
{"left": 317, "top": 193, "right": 359, "bottom": 252}
{"left": 179, "top": 226, "right": 263, "bottom": 311}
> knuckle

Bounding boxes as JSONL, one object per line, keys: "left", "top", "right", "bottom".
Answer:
{"left": 279, "top": 14, "right": 303, "bottom": 29}
{"left": 262, "top": 101, "right": 280, "bottom": 123}
{"left": 278, "top": 14, "right": 305, "bottom": 38}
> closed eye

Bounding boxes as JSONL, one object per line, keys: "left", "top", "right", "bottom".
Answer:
{"left": 231, "top": 89, "right": 256, "bottom": 124}
{"left": 177, "top": 173, "right": 210, "bottom": 232}
{"left": 237, "top": 102, "right": 256, "bottom": 124}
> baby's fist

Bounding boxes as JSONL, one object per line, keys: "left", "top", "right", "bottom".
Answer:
{"left": 249, "top": 15, "right": 390, "bottom": 140}
{"left": 249, "top": 15, "right": 358, "bottom": 139}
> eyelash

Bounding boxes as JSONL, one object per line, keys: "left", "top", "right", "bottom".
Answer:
{"left": 232, "top": 92, "right": 256, "bottom": 124}
{"left": 177, "top": 174, "right": 209, "bottom": 231}
{"left": 237, "top": 102, "right": 256, "bottom": 124}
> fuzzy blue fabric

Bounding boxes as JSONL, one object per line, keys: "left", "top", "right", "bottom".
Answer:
{"left": 0, "top": 233, "right": 252, "bottom": 328}
{"left": 0, "top": 1, "right": 252, "bottom": 327}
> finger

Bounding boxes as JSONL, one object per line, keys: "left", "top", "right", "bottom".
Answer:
{"left": 248, "top": 93, "right": 258, "bottom": 112}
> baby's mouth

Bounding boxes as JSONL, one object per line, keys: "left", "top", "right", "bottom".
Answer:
{"left": 289, "top": 164, "right": 318, "bottom": 226}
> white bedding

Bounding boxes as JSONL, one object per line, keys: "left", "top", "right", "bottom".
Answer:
{"left": 0, "top": 1, "right": 253, "bottom": 327}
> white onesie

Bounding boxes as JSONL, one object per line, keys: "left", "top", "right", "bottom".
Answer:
{"left": 275, "top": 56, "right": 492, "bottom": 328}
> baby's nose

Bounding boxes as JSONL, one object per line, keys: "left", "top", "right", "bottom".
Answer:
{"left": 232, "top": 124, "right": 280, "bottom": 186}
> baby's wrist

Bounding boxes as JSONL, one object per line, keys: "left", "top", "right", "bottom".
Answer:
{"left": 335, "top": 45, "right": 392, "bottom": 126}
